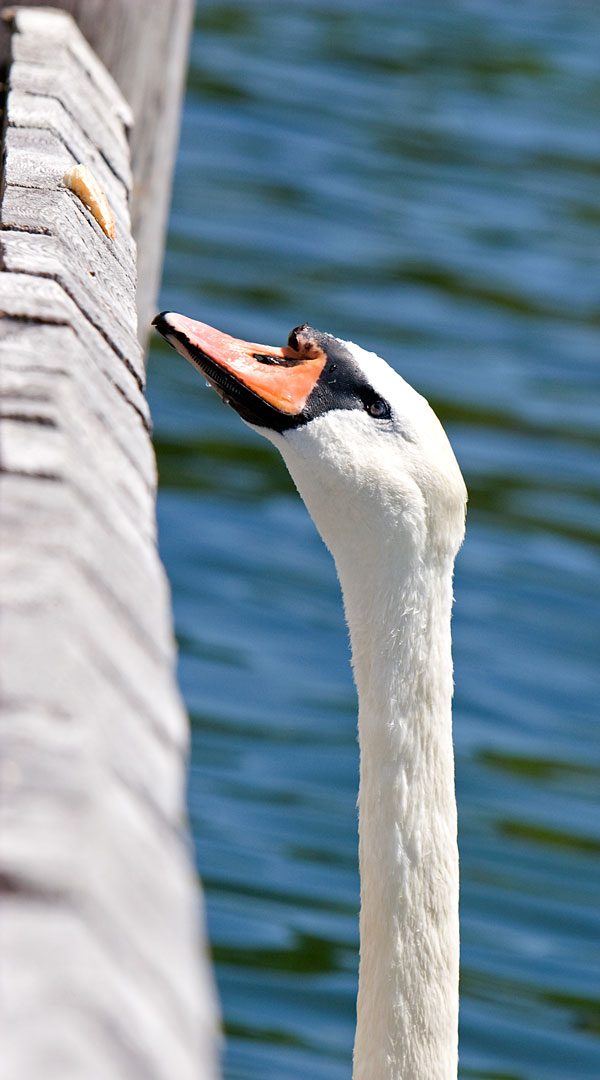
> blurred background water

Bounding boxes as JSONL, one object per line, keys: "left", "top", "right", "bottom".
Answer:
{"left": 146, "top": 2, "right": 600, "bottom": 1077}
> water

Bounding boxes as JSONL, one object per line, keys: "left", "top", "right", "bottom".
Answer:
{"left": 147, "top": 3, "right": 600, "bottom": 1077}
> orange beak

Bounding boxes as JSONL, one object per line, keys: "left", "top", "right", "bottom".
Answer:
{"left": 153, "top": 313, "right": 328, "bottom": 416}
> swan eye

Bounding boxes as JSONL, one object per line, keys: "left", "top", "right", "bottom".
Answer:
{"left": 366, "top": 398, "right": 391, "bottom": 420}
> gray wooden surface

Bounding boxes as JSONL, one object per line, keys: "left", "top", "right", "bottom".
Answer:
{"left": 0, "top": 9, "right": 219, "bottom": 1078}
{"left": 0, "top": 0, "right": 195, "bottom": 340}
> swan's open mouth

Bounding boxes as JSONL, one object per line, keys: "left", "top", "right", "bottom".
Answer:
{"left": 152, "top": 312, "right": 328, "bottom": 430}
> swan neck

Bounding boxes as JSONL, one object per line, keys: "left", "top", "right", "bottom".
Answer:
{"left": 341, "top": 554, "right": 460, "bottom": 1080}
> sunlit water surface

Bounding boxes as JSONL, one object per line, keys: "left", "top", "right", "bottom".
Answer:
{"left": 147, "top": 3, "right": 600, "bottom": 1077}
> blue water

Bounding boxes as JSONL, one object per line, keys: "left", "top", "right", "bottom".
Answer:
{"left": 147, "top": 3, "right": 600, "bottom": 1077}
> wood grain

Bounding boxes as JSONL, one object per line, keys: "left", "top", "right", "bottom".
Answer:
{"left": 0, "top": 0, "right": 194, "bottom": 340}
{"left": 0, "top": 9, "right": 219, "bottom": 1079}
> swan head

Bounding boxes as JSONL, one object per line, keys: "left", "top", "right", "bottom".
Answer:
{"left": 153, "top": 314, "right": 467, "bottom": 570}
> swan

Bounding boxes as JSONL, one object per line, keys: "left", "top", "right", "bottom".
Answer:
{"left": 152, "top": 313, "right": 467, "bottom": 1080}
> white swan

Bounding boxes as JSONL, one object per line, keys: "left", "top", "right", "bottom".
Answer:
{"left": 153, "top": 313, "right": 467, "bottom": 1080}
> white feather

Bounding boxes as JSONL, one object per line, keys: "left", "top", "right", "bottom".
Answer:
{"left": 253, "top": 338, "right": 467, "bottom": 1079}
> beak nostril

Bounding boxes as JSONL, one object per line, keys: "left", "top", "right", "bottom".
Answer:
{"left": 253, "top": 351, "right": 306, "bottom": 368}
{"left": 253, "top": 352, "right": 287, "bottom": 366}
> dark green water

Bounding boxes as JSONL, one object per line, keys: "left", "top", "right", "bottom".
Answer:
{"left": 147, "top": 3, "right": 600, "bottom": 1078}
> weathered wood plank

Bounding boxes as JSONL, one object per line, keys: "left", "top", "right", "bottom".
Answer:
{"left": 3, "top": 131, "right": 131, "bottom": 250}
{"left": 0, "top": 1, "right": 195, "bottom": 340}
{"left": 4, "top": 101, "right": 134, "bottom": 254}
{"left": 9, "top": 55, "right": 131, "bottom": 172}
{"left": 0, "top": 9, "right": 219, "bottom": 1079}
{"left": 0, "top": 270, "right": 145, "bottom": 388}
{"left": 0, "top": 320, "right": 153, "bottom": 477}
{"left": 1, "top": 229, "right": 141, "bottom": 363}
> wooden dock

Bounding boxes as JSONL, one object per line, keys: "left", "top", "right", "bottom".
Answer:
{"left": 0, "top": 6, "right": 219, "bottom": 1077}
